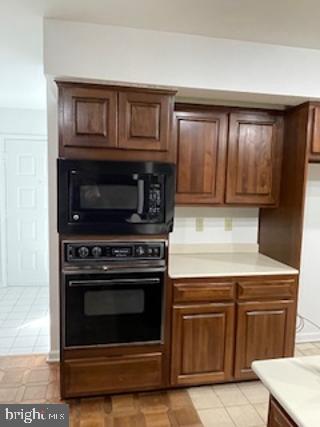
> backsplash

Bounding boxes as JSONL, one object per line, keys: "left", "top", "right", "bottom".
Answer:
{"left": 170, "top": 207, "right": 259, "bottom": 245}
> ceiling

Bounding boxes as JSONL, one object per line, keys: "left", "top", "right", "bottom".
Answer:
{"left": 2, "top": 0, "right": 320, "bottom": 109}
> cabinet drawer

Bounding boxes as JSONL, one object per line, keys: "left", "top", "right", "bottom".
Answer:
{"left": 173, "top": 281, "right": 235, "bottom": 303}
{"left": 237, "top": 278, "right": 297, "bottom": 301}
{"left": 63, "top": 353, "right": 162, "bottom": 397}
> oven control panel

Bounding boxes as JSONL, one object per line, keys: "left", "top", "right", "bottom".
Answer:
{"left": 65, "top": 242, "right": 165, "bottom": 262}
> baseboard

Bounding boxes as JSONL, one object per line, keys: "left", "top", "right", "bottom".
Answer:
{"left": 47, "top": 350, "right": 60, "bottom": 362}
{"left": 296, "top": 331, "right": 320, "bottom": 343}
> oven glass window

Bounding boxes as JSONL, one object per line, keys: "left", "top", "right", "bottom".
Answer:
{"left": 65, "top": 272, "right": 163, "bottom": 347}
{"left": 84, "top": 289, "right": 144, "bottom": 316}
{"left": 80, "top": 185, "right": 138, "bottom": 210}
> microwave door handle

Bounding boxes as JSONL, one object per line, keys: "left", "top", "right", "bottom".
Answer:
{"left": 69, "top": 278, "right": 160, "bottom": 287}
{"left": 137, "top": 179, "right": 145, "bottom": 215}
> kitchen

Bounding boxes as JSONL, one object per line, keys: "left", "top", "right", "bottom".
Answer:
{"left": 1, "top": 4, "right": 320, "bottom": 427}
{"left": 51, "top": 75, "right": 314, "bottom": 425}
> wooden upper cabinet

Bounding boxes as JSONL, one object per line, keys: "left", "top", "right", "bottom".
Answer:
{"left": 235, "top": 299, "right": 295, "bottom": 380}
{"left": 309, "top": 104, "right": 320, "bottom": 161}
{"left": 57, "top": 82, "right": 175, "bottom": 161}
{"left": 118, "top": 91, "right": 173, "bottom": 152}
{"left": 171, "top": 302, "right": 234, "bottom": 386}
{"left": 226, "top": 112, "right": 283, "bottom": 205}
{"left": 58, "top": 84, "right": 118, "bottom": 149}
{"left": 175, "top": 110, "right": 228, "bottom": 204}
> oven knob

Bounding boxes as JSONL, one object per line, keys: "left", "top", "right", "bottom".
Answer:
{"left": 78, "top": 246, "right": 89, "bottom": 258}
{"left": 136, "top": 246, "right": 146, "bottom": 257}
{"left": 92, "top": 246, "right": 102, "bottom": 258}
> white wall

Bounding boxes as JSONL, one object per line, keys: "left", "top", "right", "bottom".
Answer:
{"left": 44, "top": 19, "right": 320, "bottom": 103}
{"left": 0, "top": 108, "right": 46, "bottom": 135}
{"left": 46, "top": 80, "right": 59, "bottom": 360}
{"left": 297, "top": 164, "right": 320, "bottom": 342}
{"left": 171, "top": 207, "right": 258, "bottom": 246}
{"left": 0, "top": 108, "right": 47, "bottom": 288}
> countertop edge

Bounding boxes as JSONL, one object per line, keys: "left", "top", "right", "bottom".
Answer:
{"left": 252, "top": 360, "right": 308, "bottom": 427}
{"left": 168, "top": 252, "right": 299, "bottom": 279}
{"left": 169, "top": 270, "right": 299, "bottom": 279}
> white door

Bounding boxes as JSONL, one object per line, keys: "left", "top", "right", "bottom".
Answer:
{"left": 3, "top": 136, "right": 48, "bottom": 286}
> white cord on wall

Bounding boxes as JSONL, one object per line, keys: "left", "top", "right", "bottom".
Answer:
{"left": 296, "top": 313, "right": 320, "bottom": 333}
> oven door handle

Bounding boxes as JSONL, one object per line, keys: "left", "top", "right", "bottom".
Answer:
{"left": 68, "top": 277, "right": 160, "bottom": 287}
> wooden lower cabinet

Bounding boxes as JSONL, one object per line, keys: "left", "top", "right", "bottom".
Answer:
{"left": 170, "top": 275, "right": 297, "bottom": 387}
{"left": 235, "top": 300, "right": 296, "bottom": 380}
{"left": 62, "top": 352, "right": 163, "bottom": 398}
{"left": 171, "top": 303, "right": 235, "bottom": 385}
{"left": 268, "top": 397, "right": 297, "bottom": 427}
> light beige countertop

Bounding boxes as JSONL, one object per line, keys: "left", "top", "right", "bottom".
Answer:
{"left": 168, "top": 251, "right": 299, "bottom": 278}
{"left": 252, "top": 356, "right": 320, "bottom": 427}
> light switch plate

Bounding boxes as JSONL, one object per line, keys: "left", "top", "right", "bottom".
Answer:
{"left": 225, "top": 218, "right": 233, "bottom": 231}
{"left": 195, "top": 217, "right": 204, "bottom": 232}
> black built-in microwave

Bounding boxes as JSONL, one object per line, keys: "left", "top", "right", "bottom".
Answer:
{"left": 58, "top": 159, "right": 175, "bottom": 234}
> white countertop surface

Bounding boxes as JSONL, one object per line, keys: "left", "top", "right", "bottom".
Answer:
{"left": 252, "top": 356, "right": 320, "bottom": 427}
{"left": 169, "top": 252, "right": 299, "bottom": 278}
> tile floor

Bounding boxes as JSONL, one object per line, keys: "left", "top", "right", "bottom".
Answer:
{"left": 0, "top": 343, "right": 319, "bottom": 426}
{"left": 188, "top": 342, "right": 320, "bottom": 427}
{"left": 0, "top": 287, "right": 49, "bottom": 355}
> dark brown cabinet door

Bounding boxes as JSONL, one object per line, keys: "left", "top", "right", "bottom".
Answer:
{"left": 175, "top": 111, "right": 228, "bottom": 204}
{"left": 268, "top": 397, "right": 297, "bottom": 427}
{"left": 226, "top": 113, "right": 283, "bottom": 205}
{"left": 309, "top": 105, "right": 320, "bottom": 161}
{"left": 118, "top": 91, "right": 173, "bottom": 152}
{"left": 235, "top": 300, "right": 295, "bottom": 380}
{"left": 58, "top": 84, "right": 118, "bottom": 149}
{"left": 171, "top": 303, "right": 234, "bottom": 386}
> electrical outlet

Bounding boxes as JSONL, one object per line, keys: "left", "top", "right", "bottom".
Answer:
{"left": 225, "top": 218, "right": 233, "bottom": 231}
{"left": 195, "top": 217, "right": 204, "bottom": 232}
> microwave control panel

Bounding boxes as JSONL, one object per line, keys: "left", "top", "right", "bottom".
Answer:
{"left": 65, "top": 242, "right": 165, "bottom": 262}
{"left": 148, "top": 183, "right": 162, "bottom": 217}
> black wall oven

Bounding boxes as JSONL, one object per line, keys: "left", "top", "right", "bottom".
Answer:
{"left": 58, "top": 159, "right": 175, "bottom": 234}
{"left": 61, "top": 240, "right": 166, "bottom": 349}
{"left": 63, "top": 271, "right": 164, "bottom": 347}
